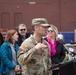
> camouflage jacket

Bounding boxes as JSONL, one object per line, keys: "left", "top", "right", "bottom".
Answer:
{"left": 17, "top": 35, "right": 52, "bottom": 75}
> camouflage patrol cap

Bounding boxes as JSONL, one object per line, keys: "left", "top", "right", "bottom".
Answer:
{"left": 32, "top": 18, "right": 50, "bottom": 27}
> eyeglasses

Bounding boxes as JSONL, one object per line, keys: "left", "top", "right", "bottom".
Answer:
{"left": 20, "top": 29, "right": 26, "bottom": 31}
{"left": 47, "top": 30, "right": 54, "bottom": 32}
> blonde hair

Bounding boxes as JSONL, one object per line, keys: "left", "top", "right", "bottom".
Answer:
{"left": 50, "top": 24, "right": 58, "bottom": 40}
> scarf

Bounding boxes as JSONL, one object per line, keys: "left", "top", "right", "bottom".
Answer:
{"left": 47, "top": 37, "right": 56, "bottom": 56}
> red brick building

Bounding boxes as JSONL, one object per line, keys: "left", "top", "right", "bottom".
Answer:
{"left": 0, "top": 0, "right": 76, "bottom": 32}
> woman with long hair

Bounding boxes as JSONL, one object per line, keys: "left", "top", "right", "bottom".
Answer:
{"left": 0, "top": 29, "right": 21, "bottom": 75}
{"left": 46, "top": 25, "right": 65, "bottom": 75}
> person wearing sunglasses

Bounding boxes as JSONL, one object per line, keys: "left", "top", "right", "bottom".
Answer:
{"left": 45, "top": 24, "right": 65, "bottom": 75}
{"left": 16, "top": 24, "right": 31, "bottom": 46}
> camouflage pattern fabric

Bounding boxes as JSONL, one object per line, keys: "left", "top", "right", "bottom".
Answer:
{"left": 17, "top": 35, "right": 52, "bottom": 75}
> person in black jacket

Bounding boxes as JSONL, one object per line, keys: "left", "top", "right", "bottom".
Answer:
{"left": 45, "top": 24, "right": 66, "bottom": 75}
{"left": 0, "top": 33, "right": 4, "bottom": 46}
{"left": 0, "top": 33, "right": 4, "bottom": 75}
{"left": 16, "top": 24, "right": 31, "bottom": 46}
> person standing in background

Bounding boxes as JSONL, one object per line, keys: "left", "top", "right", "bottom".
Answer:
{"left": 0, "top": 33, "right": 4, "bottom": 75}
{"left": 17, "top": 18, "right": 52, "bottom": 75}
{"left": 0, "top": 33, "right": 4, "bottom": 46}
{"left": 16, "top": 23, "right": 31, "bottom": 46}
{"left": 0, "top": 29, "right": 21, "bottom": 75}
{"left": 45, "top": 24, "right": 65, "bottom": 75}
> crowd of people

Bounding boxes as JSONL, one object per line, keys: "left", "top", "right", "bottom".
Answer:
{"left": 0, "top": 18, "right": 66, "bottom": 75}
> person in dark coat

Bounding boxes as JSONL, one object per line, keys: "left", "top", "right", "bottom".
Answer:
{"left": 16, "top": 24, "right": 31, "bottom": 46}
{"left": 0, "top": 33, "right": 4, "bottom": 75}
{"left": 45, "top": 24, "right": 66, "bottom": 75}
{"left": 0, "top": 33, "right": 4, "bottom": 46}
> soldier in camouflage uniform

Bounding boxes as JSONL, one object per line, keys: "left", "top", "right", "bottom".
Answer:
{"left": 17, "top": 18, "right": 52, "bottom": 75}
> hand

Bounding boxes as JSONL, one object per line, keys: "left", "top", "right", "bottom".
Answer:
{"left": 15, "top": 65, "right": 20, "bottom": 72}
{"left": 35, "top": 43, "right": 47, "bottom": 50}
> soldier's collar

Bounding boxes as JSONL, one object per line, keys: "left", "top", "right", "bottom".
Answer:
{"left": 30, "top": 35, "right": 43, "bottom": 44}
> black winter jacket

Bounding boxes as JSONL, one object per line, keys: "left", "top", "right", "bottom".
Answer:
{"left": 44, "top": 38, "right": 66, "bottom": 64}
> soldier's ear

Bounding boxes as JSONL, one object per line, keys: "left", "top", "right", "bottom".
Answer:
{"left": 35, "top": 26, "right": 40, "bottom": 30}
